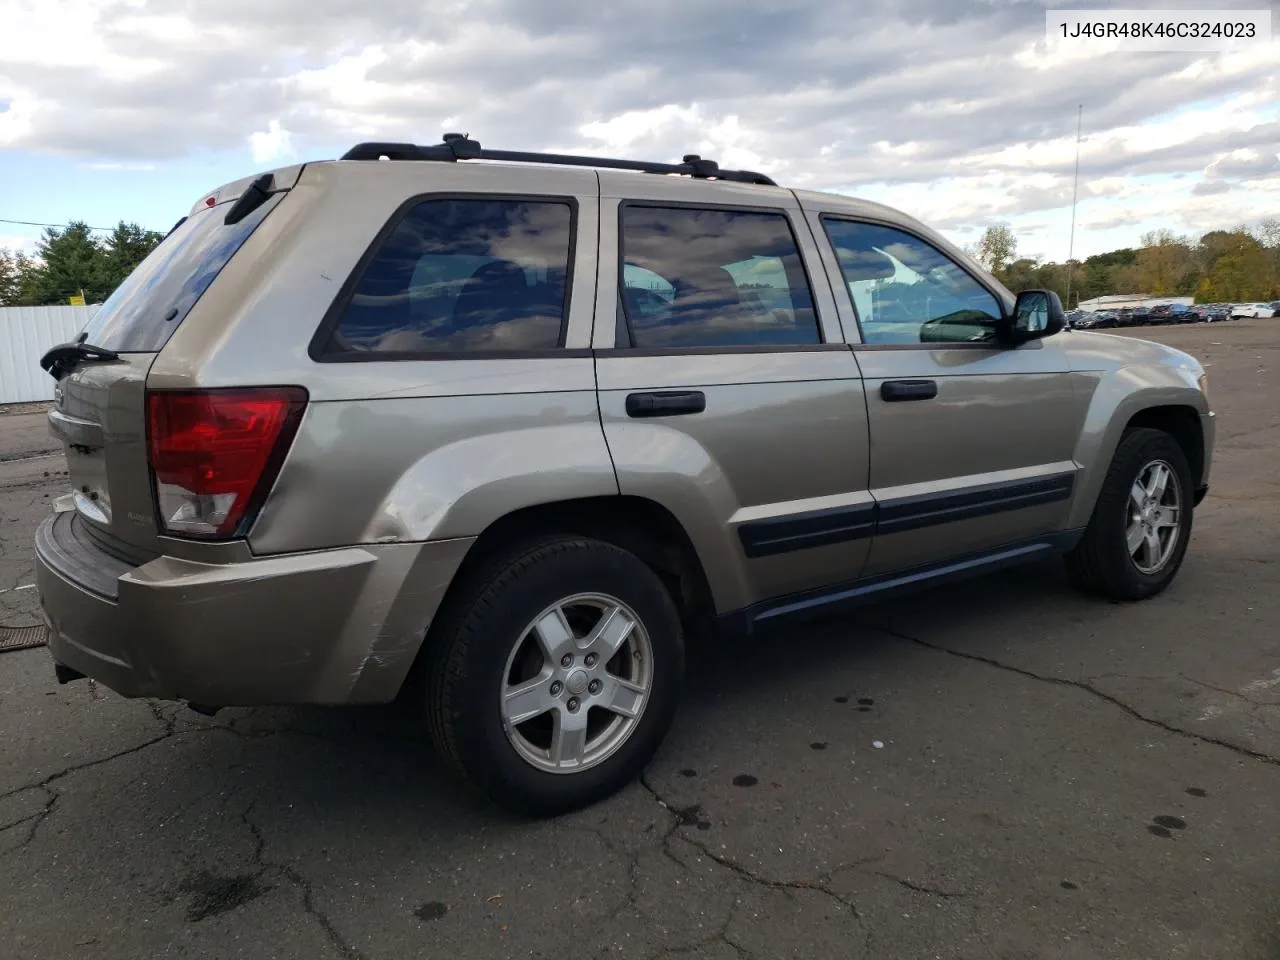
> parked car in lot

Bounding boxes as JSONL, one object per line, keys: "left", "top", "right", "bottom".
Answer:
{"left": 34, "top": 137, "right": 1216, "bottom": 814}
{"left": 1111, "top": 307, "right": 1139, "bottom": 327}
{"left": 1136, "top": 304, "right": 1196, "bottom": 325}
{"left": 1074, "top": 310, "right": 1117, "bottom": 329}
{"left": 1232, "top": 302, "right": 1276, "bottom": 318}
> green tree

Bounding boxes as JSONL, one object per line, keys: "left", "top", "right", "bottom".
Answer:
{"left": 1040, "top": 261, "right": 1073, "bottom": 303}
{"left": 978, "top": 214, "right": 1278, "bottom": 307}
{"left": 102, "top": 221, "right": 163, "bottom": 291}
{"left": 976, "top": 225, "right": 1017, "bottom": 273}
{"left": 1079, "top": 248, "right": 1136, "bottom": 300}
{"left": 2, "top": 249, "right": 40, "bottom": 306}
{"left": 0, "top": 248, "right": 24, "bottom": 305}
{"left": 1248, "top": 218, "right": 1280, "bottom": 299}
{"left": 1195, "top": 230, "right": 1270, "bottom": 301}
{"left": 995, "top": 256, "right": 1041, "bottom": 293}
{"left": 1131, "top": 230, "right": 1196, "bottom": 296}
{"left": 1203, "top": 243, "right": 1269, "bottom": 302}
{"left": 20, "top": 222, "right": 110, "bottom": 305}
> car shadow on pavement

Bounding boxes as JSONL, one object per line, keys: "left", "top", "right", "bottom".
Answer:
{"left": 148, "top": 558, "right": 1079, "bottom": 827}
{"left": 5, "top": 555, "right": 1154, "bottom": 956}
{"left": 680, "top": 558, "right": 1074, "bottom": 708}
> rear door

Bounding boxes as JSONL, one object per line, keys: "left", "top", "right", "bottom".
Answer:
{"left": 45, "top": 169, "right": 300, "bottom": 557}
{"left": 803, "top": 204, "right": 1086, "bottom": 577}
{"left": 593, "top": 173, "right": 872, "bottom": 615}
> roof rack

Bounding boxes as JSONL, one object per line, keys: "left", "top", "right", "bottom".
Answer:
{"left": 339, "top": 133, "right": 778, "bottom": 187}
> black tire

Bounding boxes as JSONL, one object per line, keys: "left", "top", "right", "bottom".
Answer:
{"left": 424, "top": 536, "right": 684, "bottom": 816}
{"left": 1066, "top": 427, "right": 1195, "bottom": 601}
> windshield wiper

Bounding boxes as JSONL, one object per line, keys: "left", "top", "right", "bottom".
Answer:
{"left": 40, "top": 332, "right": 120, "bottom": 380}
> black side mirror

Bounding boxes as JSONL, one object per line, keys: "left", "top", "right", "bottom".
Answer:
{"left": 1001, "top": 289, "right": 1066, "bottom": 345}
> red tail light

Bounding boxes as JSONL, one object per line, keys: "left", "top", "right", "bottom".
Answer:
{"left": 146, "top": 388, "right": 307, "bottom": 539}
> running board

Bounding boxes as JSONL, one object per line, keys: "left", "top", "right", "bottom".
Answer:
{"left": 718, "top": 532, "right": 1083, "bottom": 638}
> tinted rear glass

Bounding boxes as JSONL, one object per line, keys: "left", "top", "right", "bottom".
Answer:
{"left": 79, "top": 193, "right": 284, "bottom": 353}
{"left": 321, "top": 197, "right": 574, "bottom": 356}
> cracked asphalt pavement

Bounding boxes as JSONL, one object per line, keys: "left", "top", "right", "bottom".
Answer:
{"left": 2, "top": 321, "right": 1278, "bottom": 959}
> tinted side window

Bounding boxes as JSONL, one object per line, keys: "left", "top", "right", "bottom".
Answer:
{"left": 325, "top": 198, "right": 573, "bottom": 355}
{"left": 822, "top": 220, "right": 1003, "bottom": 345}
{"left": 618, "top": 206, "right": 820, "bottom": 348}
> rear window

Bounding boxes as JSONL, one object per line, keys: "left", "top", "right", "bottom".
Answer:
{"left": 78, "top": 193, "right": 284, "bottom": 353}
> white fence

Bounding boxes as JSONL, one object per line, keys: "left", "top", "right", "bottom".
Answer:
{"left": 0, "top": 305, "right": 101, "bottom": 405}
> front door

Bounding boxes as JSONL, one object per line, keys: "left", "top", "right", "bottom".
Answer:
{"left": 806, "top": 209, "right": 1086, "bottom": 577}
{"left": 592, "top": 173, "right": 873, "bottom": 615}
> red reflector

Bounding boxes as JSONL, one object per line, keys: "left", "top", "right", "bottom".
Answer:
{"left": 146, "top": 388, "right": 307, "bottom": 538}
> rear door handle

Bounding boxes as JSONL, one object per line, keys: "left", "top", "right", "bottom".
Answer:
{"left": 625, "top": 390, "right": 706, "bottom": 418}
{"left": 880, "top": 379, "right": 938, "bottom": 402}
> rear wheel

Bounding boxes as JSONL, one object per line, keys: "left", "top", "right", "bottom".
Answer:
{"left": 1066, "top": 428, "right": 1194, "bottom": 601}
{"left": 425, "top": 536, "right": 684, "bottom": 816}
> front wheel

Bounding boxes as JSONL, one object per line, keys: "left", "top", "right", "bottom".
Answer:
{"left": 425, "top": 536, "right": 684, "bottom": 816}
{"left": 1066, "top": 428, "right": 1195, "bottom": 601}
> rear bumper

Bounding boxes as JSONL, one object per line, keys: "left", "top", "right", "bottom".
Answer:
{"left": 35, "top": 510, "right": 473, "bottom": 705}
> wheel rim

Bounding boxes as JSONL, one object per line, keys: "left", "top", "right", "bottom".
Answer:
{"left": 500, "top": 593, "right": 654, "bottom": 775}
{"left": 1126, "top": 459, "right": 1182, "bottom": 575}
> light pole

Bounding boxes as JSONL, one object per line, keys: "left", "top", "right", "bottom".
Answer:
{"left": 1065, "top": 104, "right": 1083, "bottom": 308}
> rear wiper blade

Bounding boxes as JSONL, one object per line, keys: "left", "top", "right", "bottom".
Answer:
{"left": 39, "top": 333, "right": 120, "bottom": 380}
{"left": 224, "top": 173, "right": 275, "bottom": 226}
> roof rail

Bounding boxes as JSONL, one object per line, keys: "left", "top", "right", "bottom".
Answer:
{"left": 339, "top": 134, "right": 778, "bottom": 187}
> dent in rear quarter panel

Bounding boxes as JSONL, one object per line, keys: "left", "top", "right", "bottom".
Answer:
{"left": 250, "top": 388, "right": 617, "bottom": 552}
{"left": 1064, "top": 332, "right": 1211, "bottom": 529}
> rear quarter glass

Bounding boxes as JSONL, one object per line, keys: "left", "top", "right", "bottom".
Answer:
{"left": 78, "top": 193, "right": 285, "bottom": 354}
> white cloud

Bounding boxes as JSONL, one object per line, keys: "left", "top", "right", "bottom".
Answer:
{"left": 1192, "top": 179, "right": 1233, "bottom": 197}
{"left": 85, "top": 161, "right": 156, "bottom": 171}
{"left": 248, "top": 119, "right": 293, "bottom": 164}
{"left": 0, "top": 233, "right": 38, "bottom": 255}
{"left": 0, "top": 0, "right": 1278, "bottom": 256}
{"left": 1205, "top": 149, "right": 1280, "bottom": 181}
{"left": 0, "top": 77, "right": 38, "bottom": 146}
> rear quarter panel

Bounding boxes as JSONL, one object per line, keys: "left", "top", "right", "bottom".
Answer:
{"left": 250, "top": 390, "right": 617, "bottom": 553}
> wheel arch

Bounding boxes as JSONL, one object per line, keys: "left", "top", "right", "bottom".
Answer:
{"left": 1067, "top": 374, "right": 1209, "bottom": 530}
{"left": 397, "top": 493, "right": 716, "bottom": 701}
{"left": 449, "top": 495, "right": 717, "bottom": 628}
{"left": 1123, "top": 405, "right": 1204, "bottom": 489}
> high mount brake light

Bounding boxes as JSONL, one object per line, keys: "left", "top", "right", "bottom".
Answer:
{"left": 146, "top": 388, "right": 307, "bottom": 539}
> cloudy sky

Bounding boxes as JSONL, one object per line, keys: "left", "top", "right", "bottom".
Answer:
{"left": 1, "top": 0, "right": 1277, "bottom": 261}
